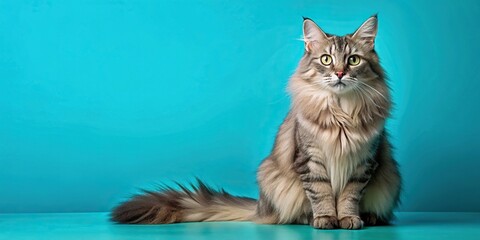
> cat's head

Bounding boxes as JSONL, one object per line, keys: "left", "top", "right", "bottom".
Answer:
{"left": 298, "top": 15, "right": 384, "bottom": 95}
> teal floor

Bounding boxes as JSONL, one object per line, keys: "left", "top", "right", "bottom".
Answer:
{"left": 0, "top": 212, "right": 479, "bottom": 240}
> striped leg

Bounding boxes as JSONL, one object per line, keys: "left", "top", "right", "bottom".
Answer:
{"left": 295, "top": 154, "right": 337, "bottom": 229}
{"left": 336, "top": 163, "right": 376, "bottom": 229}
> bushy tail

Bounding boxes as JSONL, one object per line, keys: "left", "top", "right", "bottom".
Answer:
{"left": 111, "top": 180, "right": 257, "bottom": 224}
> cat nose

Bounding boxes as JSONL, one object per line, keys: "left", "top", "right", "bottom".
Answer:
{"left": 335, "top": 71, "right": 344, "bottom": 79}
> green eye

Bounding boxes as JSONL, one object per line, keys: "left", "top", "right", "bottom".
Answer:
{"left": 348, "top": 55, "right": 361, "bottom": 66}
{"left": 320, "top": 54, "right": 332, "bottom": 65}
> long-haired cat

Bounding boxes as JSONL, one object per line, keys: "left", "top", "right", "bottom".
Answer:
{"left": 111, "top": 15, "right": 401, "bottom": 230}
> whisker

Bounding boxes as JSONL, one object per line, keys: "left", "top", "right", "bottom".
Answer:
{"left": 356, "top": 81, "right": 388, "bottom": 102}
{"left": 354, "top": 86, "right": 384, "bottom": 110}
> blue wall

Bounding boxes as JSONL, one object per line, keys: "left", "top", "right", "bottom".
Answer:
{"left": 1, "top": 0, "right": 479, "bottom": 213}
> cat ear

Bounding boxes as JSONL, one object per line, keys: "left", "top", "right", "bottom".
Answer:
{"left": 303, "top": 17, "right": 328, "bottom": 52}
{"left": 352, "top": 15, "right": 378, "bottom": 49}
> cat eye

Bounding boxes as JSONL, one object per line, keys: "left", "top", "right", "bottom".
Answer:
{"left": 320, "top": 54, "right": 332, "bottom": 66}
{"left": 348, "top": 55, "right": 361, "bottom": 66}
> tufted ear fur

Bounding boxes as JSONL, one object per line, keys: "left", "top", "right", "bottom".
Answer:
{"left": 302, "top": 17, "right": 328, "bottom": 52}
{"left": 352, "top": 15, "right": 378, "bottom": 49}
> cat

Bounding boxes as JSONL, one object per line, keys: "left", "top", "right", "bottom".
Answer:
{"left": 111, "top": 15, "right": 401, "bottom": 230}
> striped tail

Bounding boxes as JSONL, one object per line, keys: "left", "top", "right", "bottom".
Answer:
{"left": 111, "top": 180, "right": 257, "bottom": 224}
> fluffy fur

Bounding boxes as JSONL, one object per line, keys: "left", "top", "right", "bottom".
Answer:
{"left": 111, "top": 15, "right": 401, "bottom": 230}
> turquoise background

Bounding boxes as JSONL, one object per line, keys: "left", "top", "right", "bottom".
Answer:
{"left": 0, "top": 0, "right": 479, "bottom": 213}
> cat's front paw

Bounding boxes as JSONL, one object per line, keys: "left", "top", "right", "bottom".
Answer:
{"left": 312, "top": 216, "right": 338, "bottom": 229}
{"left": 339, "top": 216, "right": 364, "bottom": 230}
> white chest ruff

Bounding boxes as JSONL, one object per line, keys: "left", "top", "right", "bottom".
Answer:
{"left": 327, "top": 155, "right": 360, "bottom": 196}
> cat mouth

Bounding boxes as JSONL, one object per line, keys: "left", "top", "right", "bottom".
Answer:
{"left": 328, "top": 80, "right": 350, "bottom": 92}
{"left": 332, "top": 81, "right": 346, "bottom": 88}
